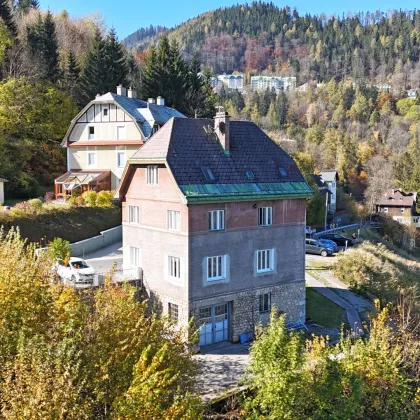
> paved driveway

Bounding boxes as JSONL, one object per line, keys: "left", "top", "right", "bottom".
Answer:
{"left": 194, "top": 341, "right": 250, "bottom": 401}
{"left": 84, "top": 241, "right": 123, "bottom": 274}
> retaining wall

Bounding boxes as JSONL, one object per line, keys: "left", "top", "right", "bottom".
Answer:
{"left": 37, "top": 225, "right": 122, "bottom": 257}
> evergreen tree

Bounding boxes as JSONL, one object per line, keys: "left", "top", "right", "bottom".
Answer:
{"left": 80, "top": 27, "right": 106, "bottom": 103}
{"left": 140, "top": 45, "right": 159, "bottom": 99}
{"left": 126, "top": 51, "right": 141, "bottom": 92}
{"left": 27, "top": 11, "right": 59, "bottom": 83}
{"left": 15, "top": 0, "right": 39, "bottom": 12}
{"left": 0, "top": 0, "right": 17, "bottom": 36}
{"left": 42, "top": 11, "right": 59, "bottom": 83}
{"left": 64, "top": 50, "right": 80, "bottom": 102}
{"left": 103, "top": 28, "right": 128, "bottom": 93}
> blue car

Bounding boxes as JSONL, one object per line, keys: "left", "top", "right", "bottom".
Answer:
{"left": 318, "top": 239, "right": 338, "bottom": 253}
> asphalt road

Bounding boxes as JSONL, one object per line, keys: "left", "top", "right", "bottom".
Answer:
{"left": 84, "top": 241, "right": 123, "bottom": 274}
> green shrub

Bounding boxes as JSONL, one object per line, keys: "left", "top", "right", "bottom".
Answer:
{"left": 81, "top": 191, "right": 97, "bottom": 207}
{"left": 96, "top": 190, "right": 114, "bottom": 207}
{"left": 48, "top": 237, "right": 70, "bottom": 264}
{"left": 67, "top": 197, "right": 77, "bottom": 207}
{"left": 27, "top": 198, "right": 43, "bottom": 212}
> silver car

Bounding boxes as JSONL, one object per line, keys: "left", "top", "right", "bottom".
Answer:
{"left": 305, "top": 239, "right": 332, "bottom": 257}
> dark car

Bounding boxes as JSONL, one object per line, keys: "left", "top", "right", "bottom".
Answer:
{"left": 319, "top": 233, "right": 354, "bottom": 247}
{"left": 305, "top": 239, "right": 333, "bottom": 257}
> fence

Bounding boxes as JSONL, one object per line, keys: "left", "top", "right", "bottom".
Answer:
{"left": 312, "top": 223, "right": 360, "bottom": 238}
{"left": 36, "top": 225, "right": 122, "bottom": 257}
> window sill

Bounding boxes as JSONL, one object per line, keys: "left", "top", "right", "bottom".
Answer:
{"left": 207, "top": 277, "right": 226, "bottom": 282}
{"left": 208, "top": 229, "right": 225, "bottom": 232}
{"left": 256, "top": 269, "right": 274, "bottom": 274}
{"left": 258, "top": 224, "right": 273, "bottom": 227}
{"left": 259, "top": 310, "right": 271, "bottom": 314}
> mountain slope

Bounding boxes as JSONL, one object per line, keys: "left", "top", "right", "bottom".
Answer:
{"left": 124, "top": 2, "right": 420, "bottom": 85}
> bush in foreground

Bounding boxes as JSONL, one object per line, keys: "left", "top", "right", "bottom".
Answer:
{"left": 0, "top": 230, "right": 202, "bottom": 419}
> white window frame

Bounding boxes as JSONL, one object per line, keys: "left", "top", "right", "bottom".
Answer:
{"left": 259, "top": 293, "right": 271, "bottom": 313}
{"left": 103, "top": 108, "right": 108, "bottom": 117}
{"left": 384, "top": 207, "right": 388, "bottom": 213}
{"left": 168, "top": 256, "right": 181, "bottom": 280}
{"left": 256, "top": 249, "right": 274, "bottom": 273}
{"left": 400, "top": 208, "right": 404, "bottom": 214}
{"left": 117, "top": 125, "right": 126, "bottom": 140}
{"left": 88, "top": 125, "right": 95, "bottom": 140}
{"left": 167, "top": 210, "right": 180, "bottom": 231}
{"left": 87, "top": 150, "right": 97, "bottom": 168}
{"left": 130, "top": 247, "right": 140, "bottom": 267}
{"left": 208, "top": 210, "right": 225, "bottom": 231}
{"left": 147, "top": 165, "right": 158, "bottom": 185}
{"left": 207, "top": 255, "right": 226, "bottom": 281}
{"left": 128, "top": 205, "right": 139, "bottom": 224}
{"left": 168, "top": 303, "right": 179, "bottom": 323}
{"left": 117, "top": 150, "right": 126, "bottom": 168}
{"left": 258, "top": 207, "right": 273, "bottom": 226}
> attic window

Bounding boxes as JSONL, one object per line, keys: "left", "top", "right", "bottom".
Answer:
{"left": 201, "top": 166, "right": 215, "bottom": 182}
{"left": 103, "top": 108, "right": 108, "bottom": 116}
{"left": 246, "top": 171, "right": 255, "bottom": 180}
{"left": 278, "top": 167, "right": 288, "bottom": 177}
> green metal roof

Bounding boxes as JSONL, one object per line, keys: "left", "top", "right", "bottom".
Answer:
{"left": 179, "top": 182, "right": 313, "bottom": 203}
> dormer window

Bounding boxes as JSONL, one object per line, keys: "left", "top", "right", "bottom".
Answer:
{"left": 201, "top": 166, "right": 215, "bottom": 182}
{"left": 278, "top": 167, "right": 287, "bottom": 177}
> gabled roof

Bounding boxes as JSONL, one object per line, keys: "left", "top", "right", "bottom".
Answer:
{"left": 125, "top": 117, "right": 312, "bottom": 202}
{"left": 62, "top": 93, "right": 185, "bottom": 146}
{"left": 376, "top": 189, "right": 417, "bottom": 207}
{"left": 320, "top": 170, "right": 339, "bottom": 183}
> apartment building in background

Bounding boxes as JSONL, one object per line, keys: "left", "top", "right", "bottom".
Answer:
{"left": 118, "top": 109, "right": 313, "bottom": 349}
{"left": 251, "top": 75, "right": 297, "bottom": 92}
{"left": 54, "top": 85, "right": 185, "bottom": 199}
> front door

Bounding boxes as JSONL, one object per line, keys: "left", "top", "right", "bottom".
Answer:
{"left": 199, "top": 303, "right": 229, "bottom": 346}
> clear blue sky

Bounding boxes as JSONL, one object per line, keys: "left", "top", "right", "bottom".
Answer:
{"left": 43, "top": 0, "right": 417, "bottom": 39}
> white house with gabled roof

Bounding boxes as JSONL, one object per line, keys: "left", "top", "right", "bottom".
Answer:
{"left": 54, "top": 86, "right": 185, "bottom": 200}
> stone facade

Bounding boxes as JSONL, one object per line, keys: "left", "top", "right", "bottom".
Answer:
{"left": 189, "top": 280, "right": 305, "bottom": 343}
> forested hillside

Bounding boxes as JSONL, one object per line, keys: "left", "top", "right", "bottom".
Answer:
{"left": 125, "top": 2, "right": 420, "bottom": 87}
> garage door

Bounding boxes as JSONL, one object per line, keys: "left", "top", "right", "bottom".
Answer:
{"left": 199, "top": 303, "right": 229, "bottom": 346}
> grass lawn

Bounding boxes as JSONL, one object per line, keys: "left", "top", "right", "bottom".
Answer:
{"left": 306, "top": 287, "right": 347, "bottom": 329}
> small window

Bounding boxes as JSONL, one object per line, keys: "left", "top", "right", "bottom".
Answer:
{"left": 147, "top": 165, "right": 158, "bottom": 185}
{"left": 128, "top": 205, "right": 139, "bottom": 224}
{"left": 258, "top": 207, "right": 272, "bottom": 226}
{"left": 384, "top": 207, "right": 388, "bottom": 213}
{"left": 168, "top": 256, "right": 180, "bottom": 279}
{"left": 117, "top": 151, "right": 126, "bottom": 168}
{"left": 278, "top": 167, "right": 288, "bottom": 177}
{"left": 257, "top": 249, "right": 274, "bottom": 273}
{"left": 400, "top": 208, "right": 404, "bottom": 214}
{"left": 87, "top": 151, "right": 96, "bottom": 168}
{"left": 246, "top": 171, "right": 255, "bottom": 180}
{"left": 103, "top": 108, "right": 108, "bottom": 117}
{"left": 259, "top": 293, "right": 271, "bottom": 313}
{"left": 88, "top": 126, "right": 95, "bottom": 140}
{"left": 167, "top": 210, "right": 180, "bottom": 231}
{"left": 130, "top": 247, "right": 140, "bottom": 267}
{"left": 168, "top": 303, "right": 179, "bottom": 323}
{"left": 201, "top": 166, "right": 215, "bottom": 182}
{"left": 207, "top": 255, "right": 226, "bottom": 281}
{"left": 209, "top": 210, "right": 225, "bottom": 231}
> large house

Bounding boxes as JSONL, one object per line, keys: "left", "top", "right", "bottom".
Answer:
{"left": 215, "top": 74, "right": 244, "bottom": 91}
{"left": 319, "top": 170, "right": 338, "bottom": 213}
{"left": 251, "top": 76, "right": 296, "bottom": 92}
{"left": 376, "top": 189, "right": 419, "bottom": 227}
{"left": 0, "top": 177, "right": 7, "bottom": 205}
{"left": 54, "top": 85, "right": 185, "bottom": 200}
{"left": 118, "top": 109, "right": 313, "bottom": 348}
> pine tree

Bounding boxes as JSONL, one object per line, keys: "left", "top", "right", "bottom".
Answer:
{"left": 0, "top": 0, "right": 17, "bottom": 36}
{"left": 15, "top": 0, "right": 39, "bottom": 13}
{"left": 64, "top": 51, "right": 81, "bottom": 102}
{"left": 42, "top": 11, "right": 59, "bottom": 83}
{"left": 80, "top": 27, "right": 106, "bottom": 103}
{"left": 140, "top": 45, "right": 159, "bottom": 99}
{"left": 103, "top": 28, "right": 128, "bottom": 93}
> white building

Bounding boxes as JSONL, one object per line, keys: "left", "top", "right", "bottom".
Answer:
{"left": 54, "top": 86, "right": 185, "bottom": 200}
{"left": 251, "top": 76, "right": 297, "bottom": 92}
{"left": 216, "top": 74, "right": 244, "bottom": 90}
{"left": 320, "top": 170, "right": 339, "bottom": 213}
{"left": 0, "top": 177, "right": 7, "bottom": 205}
